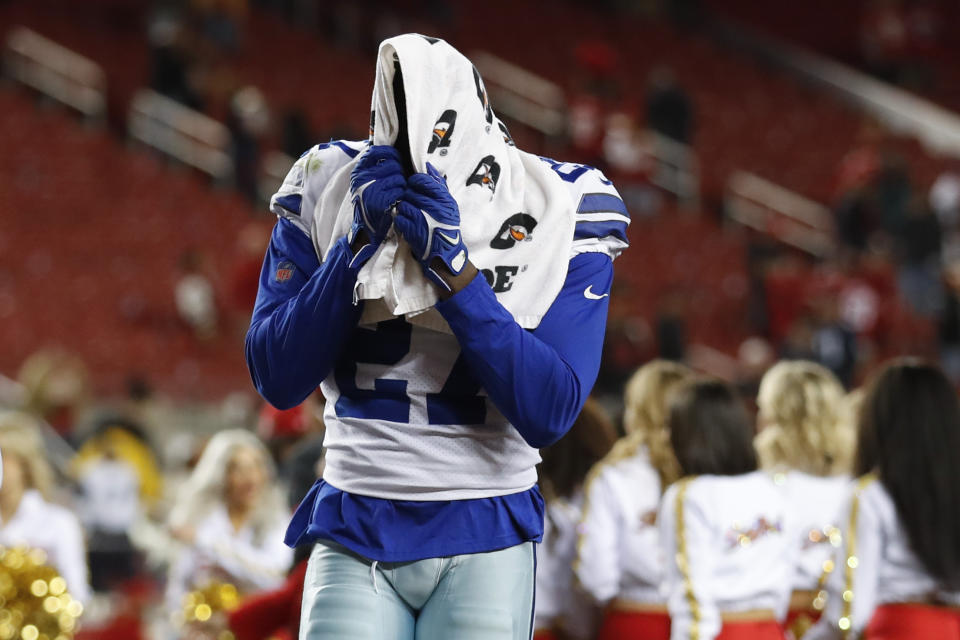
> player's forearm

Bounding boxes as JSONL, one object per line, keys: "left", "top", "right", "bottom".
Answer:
{"left": 431, "top": 257, "right": 479, "bottom": 300}
{"left": 436, "top": 274, "right": 585, "bottom": 448}
{"left": 246, "top": 237, "right": 363, "bottom": 409}
{"left": 436, "top": 252, "right": 611, "bottom": 447}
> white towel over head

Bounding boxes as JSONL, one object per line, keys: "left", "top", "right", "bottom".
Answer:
{"left": 310, "top": 34, "right": 575, "bottom": 331}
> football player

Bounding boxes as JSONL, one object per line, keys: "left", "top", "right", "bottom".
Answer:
{"left": 245, "top": 37, "right": 628, "bottom": 640}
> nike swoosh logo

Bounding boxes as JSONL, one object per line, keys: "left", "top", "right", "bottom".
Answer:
{"left": 354, "top": 179, "right": 376, "bottom": 197}
{"left": 584, "top": 285, "right": 609, "bottom": 300}
{"left": 436, "top": 231, "right": 460, "bottom": 245}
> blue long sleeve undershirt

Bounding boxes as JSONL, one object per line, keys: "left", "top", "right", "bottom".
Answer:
{"left": 435, "top": 257, "right": 612, "bottom": 448}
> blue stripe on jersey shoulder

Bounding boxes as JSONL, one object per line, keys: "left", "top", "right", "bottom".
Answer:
{"left": 577, "top": 192, "right": 630, "bottom": 218}
{"left": 574, "top": 219, "right": 629, "bottom": 243}
{"left": 274, "top": 193, "right": 303, "bottom": 216}
{"left": 538, "top": 155, "right": 597, "bottom": 171}
{"left": 332, "top": 140, "right": 361, "bottom": 158}
{"left": 314, "top": 140, "right": 363, "bottom": 158}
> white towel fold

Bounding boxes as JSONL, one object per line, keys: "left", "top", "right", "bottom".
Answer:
{"left": 310, "top": 34, "right": 575, "bottom": 331}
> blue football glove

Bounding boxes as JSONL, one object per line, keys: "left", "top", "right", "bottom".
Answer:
{"left": 349, "top": 145, "right": 405, "bottom": 264}
{"left": 394, "top": 163, "right": 469, "bottom": 292}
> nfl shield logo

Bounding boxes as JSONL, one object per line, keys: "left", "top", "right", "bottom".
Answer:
{"left": 275, "top": 261, "right": 295, "bottom": 283}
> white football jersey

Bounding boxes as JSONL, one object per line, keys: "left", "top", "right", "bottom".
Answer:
{"left": 319, "top": 320, "right": 540, "bottom": 500}
{"left": 271, "top": 142, "right": 627, "bottom": 500}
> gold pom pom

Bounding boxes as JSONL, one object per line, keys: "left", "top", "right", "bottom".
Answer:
{"left": 179, "top": 581, "right": 241, "bottom": 640}
{"left": 0, "top": 546, "right": 82, "bottom": 640}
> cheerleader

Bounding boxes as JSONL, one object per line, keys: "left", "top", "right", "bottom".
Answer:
{"left": 807, "top": 361, "right": 960, "bottom": 639}
{"left": 535, "top": 398, "right": 617, "bottom": 640}
{"left": 0, "top": 412, "right": 92, "bottom": 603}
{"left": 660, "top": 380, "right": 794, "bottom": 640}
{"left": 755, "top": 361, "right": 852, "bottom": 637}
{"left": 575, "top": 361, "right": 693, "bottom": 640}
{"left": 165, "top": 429, "right": 293, "bottom": 620}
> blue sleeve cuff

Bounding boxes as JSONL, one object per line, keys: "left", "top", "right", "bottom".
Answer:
{"left": 434, "top": 272, "right": 497, "bottom": 323}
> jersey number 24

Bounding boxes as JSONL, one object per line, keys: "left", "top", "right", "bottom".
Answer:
{"left": 333, "top": 319, "right": 486, "bottom": 425}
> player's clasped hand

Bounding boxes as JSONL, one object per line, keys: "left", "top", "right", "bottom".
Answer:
{"left": 349, "top": 145, "right": 406, "bottom": 249}
{"left": 393, "top": 162, "right": 470, "bottom": 292}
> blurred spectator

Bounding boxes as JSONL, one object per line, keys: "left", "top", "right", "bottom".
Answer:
{"left": 602, "top": 113, "right": 650, "bottom": 177}
{"left": 837, "top": 266, "right": 883, "bottom": 339}
{"left": 228, "top": 87, "right": 270, "bottom": 203}
{"left": 833, "top": 121, "right": 884, "bottom": 253}
{"left": 602, "top": 113, "right": 658, "bottom": 215}
{"left": 77, "top": 437, "right": 141, "bottom": 592}
{"left": 939, "top": 263, "right": 960, "bottom": 383}
{"left": 535, "top": 398, "right": 617, "bottom": 640}
{"left": 860, "top": 0, "right": 908, "bottom": 83}
{"left": 834, "top": 187, "right": 877, "bottom": 254}
{"left": 73, "top": 416, "right": 164, "bottom": 509}
{"left": 810, "top": 295, "right": 859, "bottom": 388}
{"left": 175, "top": 249, "right": 218, "bottom": 340}
{"left": 930, "top": 170, "right": 960, "bottom": 230}
{"left": 73, "top": 416, "right": 162, "bottom": 592}
{"left": 897, "top": 199, "right": 943, "bottom": 317}
{"left": 875, "top": 151, "right": 911, "bottom": 236}
{"left": 0, "top": 412, "right": 92, "bottom": 603}
{"left": 736, "top": 336, "right": 776, "bottom": 398}
{"left": 644, "top": 67, "right": 693, "bottom": 145}
{"left": 568, "top": 92, "right": 607, "bottom": 169}
{"left": 165, "top": 429, "right": 292, "bottom": 631}
{"left": 568, "top": 40, "right": 620, "bottom": 168}
{"left": 148, "top": 10, "right": 205, "bottom": 111}
{"left": 930, "top": 169, "right": 960, "bottom": 260}
{"left": 17, "top": 348, "right": 90, "bottom": 439}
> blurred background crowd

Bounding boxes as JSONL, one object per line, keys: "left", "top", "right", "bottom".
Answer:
{"left": 1, "top": 0, "right": 960, "bottom": 638}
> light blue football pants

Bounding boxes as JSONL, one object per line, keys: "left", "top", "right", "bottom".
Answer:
{"left": 299, "top": 540, "right": 536, "bottom": 640}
